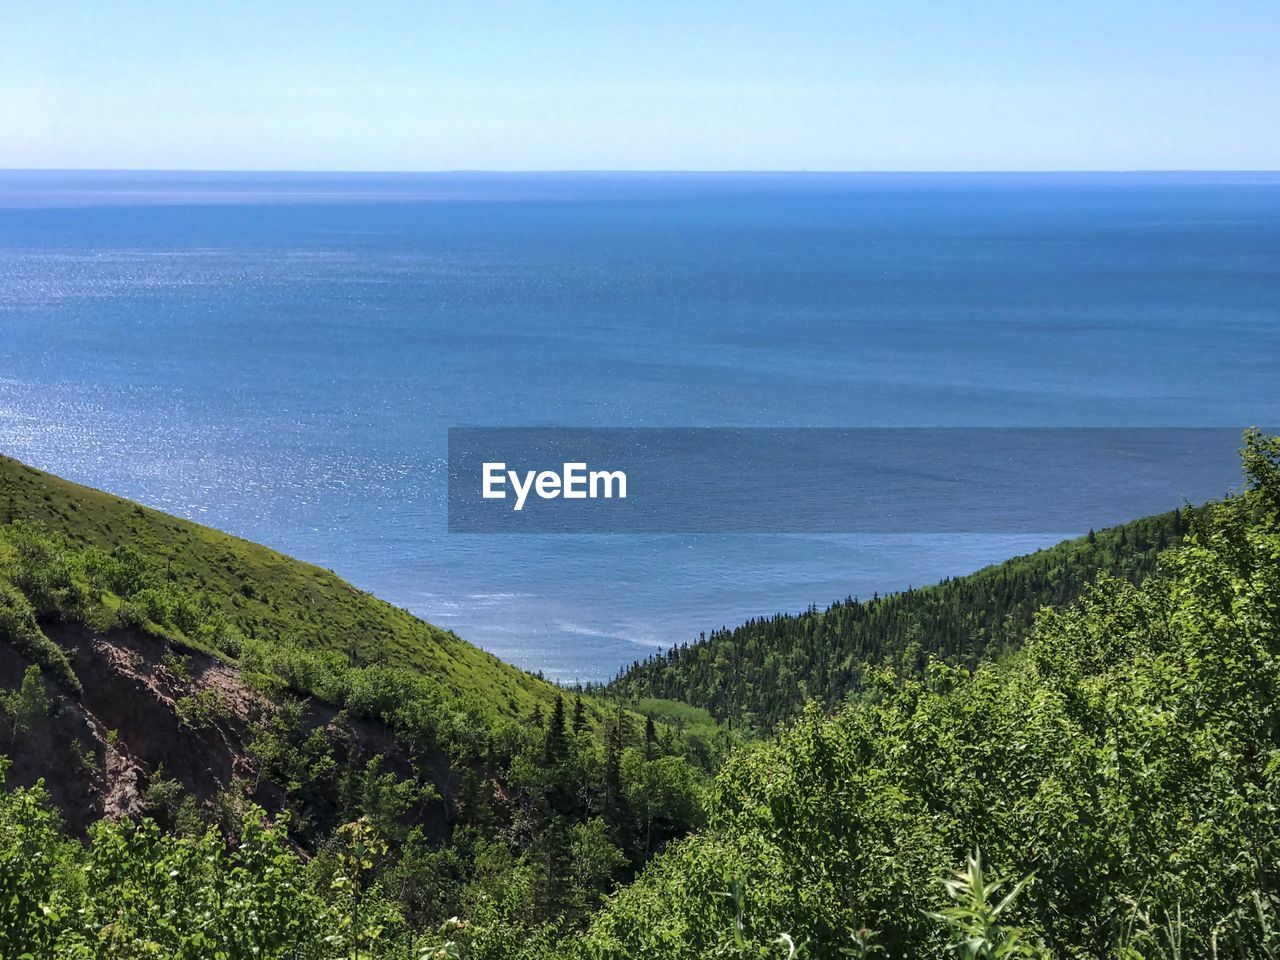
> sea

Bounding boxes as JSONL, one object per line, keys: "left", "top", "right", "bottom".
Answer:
{"left": 1, "top": 171, "right": 1277, "bottom": 683}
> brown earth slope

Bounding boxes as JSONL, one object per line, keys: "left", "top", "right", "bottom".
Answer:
{"left": 0, "top": 622, "right": 452, "bottom": 844}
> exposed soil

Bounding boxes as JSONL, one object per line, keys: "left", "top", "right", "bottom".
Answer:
{"left": 0, "top": 624, "right": 452, "bottom": 844}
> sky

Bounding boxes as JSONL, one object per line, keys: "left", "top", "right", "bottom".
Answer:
{"left": 2, "top": 0, "right": 1279, "bottom": 172}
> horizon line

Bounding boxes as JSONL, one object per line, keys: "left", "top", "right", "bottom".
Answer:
{"left": 3, "top": 167, "right": 1280, "bottom": 177}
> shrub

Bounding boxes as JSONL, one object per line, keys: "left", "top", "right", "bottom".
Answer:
{"left": 0, "top": 580, "right": 79, "bottom": 692}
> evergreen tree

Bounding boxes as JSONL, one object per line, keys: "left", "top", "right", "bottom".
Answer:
{"left": 602, "top": 705, "right": 630, "bottom": 848}
{"left": 537, "top": 816, "right": 574, "bottom": 924}
{"left": 608, "top": 507, "right": 1196, "bottom": 730}
{"left": 544, "top": 695, "right": 568, "bottom": 764}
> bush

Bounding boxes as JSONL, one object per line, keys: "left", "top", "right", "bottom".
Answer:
{"left": 3, "top": 522, "right": 87, "bottom": 622}
{"left": 562, "top": 432, "right": 1280, "bottom": 959}
{"left": 0, "top": 580, "right": 79, "bottom": 692}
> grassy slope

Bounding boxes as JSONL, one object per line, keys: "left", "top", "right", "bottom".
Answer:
{"left": 628, "top": 697, "right": 724, "bottom": 742}
{"left": 0, "top": 455, "right": 557, "bottom": 716}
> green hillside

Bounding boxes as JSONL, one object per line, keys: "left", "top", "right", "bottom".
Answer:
{"left": 612, "top": 507, "right": 1199, "bottom": 730}
{"left": 549, "top": 431, "right": 1280, "bottom": 959}
{"left": 3, "top": 434, "right": 1277, "bottom": 960}
{"left": 0, "top": 454, "right": 553, "bottom": 715}
{"left": 0, "top": 454, "right": 715, "bottom": 955}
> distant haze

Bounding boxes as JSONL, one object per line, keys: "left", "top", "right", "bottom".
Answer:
{"left": 3, "top": 0, "right": 1279, "bottom": 172}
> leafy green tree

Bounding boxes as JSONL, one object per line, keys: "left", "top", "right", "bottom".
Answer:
{"left": 0, "top": 764, "right": 76, "bottom": 958}
{"left": 621, "top": 752, "right": 702, "bottom": 859}
{"left": 565, "top": 433, "right": 1280, "bottom": 959}
{"left": 332, "top": 816, "right": 390, "bottom": 959}
{"left": 567, "top": 818, "right": 627, "bottom": 920}
{"left": 1, "top": 664, "right": 48, "bottom": 741}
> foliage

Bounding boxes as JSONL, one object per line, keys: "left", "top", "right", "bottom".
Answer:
{"left": 1, "top": 664, "right": 49, "bottom": 740}
{"left": 2, "top": 435, "right": 1278, "bottom": 958}
{"left": 612, "top": 508, "right": 1196, "bottom": 730}
{"left": 0, "top": 456, "right": 712, "bottom": 956}
{"left": 556, "top": 432, "right": 1280, "bottom": 959}
{"left": 0, "top": 574, "right": 79, "bottom": 692}
{"left": 926, "top": 850, "right": 1044, "bottom": 959}
{"left": 0, "top": 454, "right": 557, "bottom": 714}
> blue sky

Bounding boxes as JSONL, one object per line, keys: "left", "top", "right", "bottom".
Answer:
{"left": 3, "top": 0, "right": 1278, "bottom": 171}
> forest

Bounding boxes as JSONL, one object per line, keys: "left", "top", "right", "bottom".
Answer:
{"left": 2, "top": 432, "right": 1278, "bottom": 959}
{"left": 609, "top": 507, "right": 1196, "bottom": 731}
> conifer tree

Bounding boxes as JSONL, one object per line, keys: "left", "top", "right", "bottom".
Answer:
{"left": 603, "top": 705, "right": 630, "bottom": 846}
{"left": 545, "top": 695, "right": 568, "bottom": 764}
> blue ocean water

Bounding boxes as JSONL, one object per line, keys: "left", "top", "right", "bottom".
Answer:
{"left": 1, "top": 172, "right": 1277, "bottom": 682}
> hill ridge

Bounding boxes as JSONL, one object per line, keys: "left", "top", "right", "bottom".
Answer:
{"left": 0, "top": 454, "right": 556, "bottom": 714}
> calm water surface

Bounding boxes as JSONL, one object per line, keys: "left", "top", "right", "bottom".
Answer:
{"left": 1, "top": 172, "right": 1277, "bottom": 681}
